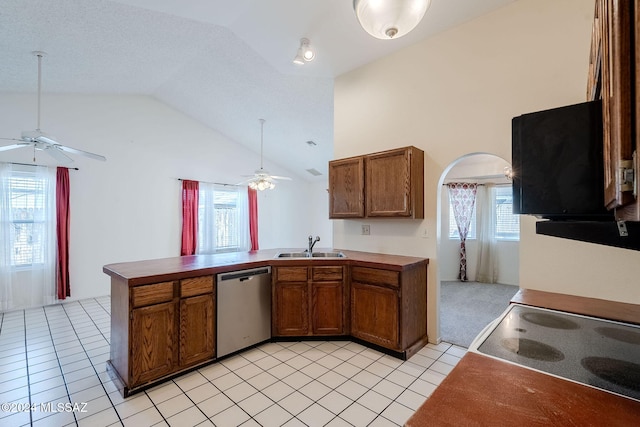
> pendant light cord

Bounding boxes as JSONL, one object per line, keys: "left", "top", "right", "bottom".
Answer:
{"left": 35, "top": 51, "right": 44, "bottom": 132}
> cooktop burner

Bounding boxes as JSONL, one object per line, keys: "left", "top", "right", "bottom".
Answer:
{"left": 594, "top": 326, "right": 640, "bottom": 345}
{"left": 581, "top": 357, "right": 640, "bottom": 393}
{"left": 501, "top": 338, "right": 564, "bottom": 361}
{"left": 471, "top": 304, "right": 640, "bottom": 401}
{"left": 520, "top": 312, "right": 580, "bottom": 330}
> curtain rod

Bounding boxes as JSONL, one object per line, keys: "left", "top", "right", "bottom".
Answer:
{"left": 177, "top": 178, "right": 238, "bottom": 187}
{"left": 442, "top": 183, "right": 486, "bottom": 186}
{"left": 4, "top": 161, "right": 78, "bottom": 170}
{"left": 442, "top": 182, "right": 512, "bottom": 186}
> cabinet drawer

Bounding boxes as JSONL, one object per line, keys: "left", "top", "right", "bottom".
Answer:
{"left": 181, "top": 276, "right": 214, "bottom": 298}
{"left": 275, "top": 267, "right": 308, "bottom": 282}
{"left": 131, "top": 282, "right": 175, "bottom": 308}
{"left": 351, "top": 267, "right": 399, "bottom": 288}
{"left": 312, "top": 266, "right": 343, "bottom": 282}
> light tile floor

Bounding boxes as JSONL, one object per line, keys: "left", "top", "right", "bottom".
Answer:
{"left": 0, "top": 297, "right": 465, "bottom": 426}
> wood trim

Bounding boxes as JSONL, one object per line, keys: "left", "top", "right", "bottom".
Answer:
{"left": 511, "top": 289, "right": 640, "bottom": 325}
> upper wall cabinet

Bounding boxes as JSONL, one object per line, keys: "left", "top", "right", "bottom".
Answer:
{"left": 329, "top": 146, "right": 424, "bottom": 219}
{"left": 590, "top": 0, "right": 639, "bottom": 220}
{"left": 329, "top": 157, "right": 365, "bottom": 218}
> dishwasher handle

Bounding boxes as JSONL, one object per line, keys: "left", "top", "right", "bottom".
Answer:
{"left": 217, "top": 266, "right": 271, "bottom": 282}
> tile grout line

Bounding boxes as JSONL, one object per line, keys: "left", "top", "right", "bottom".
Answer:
{"left": 22, "top": 309, "right": 34, "bottom": 427}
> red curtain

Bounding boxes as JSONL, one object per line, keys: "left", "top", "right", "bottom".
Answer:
{"left": 181, "top": 180, "right": 199, "bottom": 255}
{"left": 248, "top": 188, "right": 259, "bottom": 250}
{"left": 56, "top": 167, "right": 70, "bottom": 299}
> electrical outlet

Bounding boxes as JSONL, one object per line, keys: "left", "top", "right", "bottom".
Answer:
{"left": 361, "top": 224, "right": 370, "bottom": 235}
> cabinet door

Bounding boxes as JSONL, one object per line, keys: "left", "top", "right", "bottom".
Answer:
{"left": 600, "top": 0, "right": 635, "bottom": 213}
{"left": 131, "top": 301, "right": 177, "bottom": 386}
{"left": 274, "top": 282, "right": 309, "bottom": 336}
{"left": 312, "top": 282, "right": 344, "bottom": 335}
{"left": 366, "top": 147, "right": 424, "bottom": 218}
{"left": 180, "top": 295, "right": 215, "bottom": 367}
{"left": 351, "top": 282, "right": 399, "bottom": 350}
{"left": 329, "top": 157, "right": 365, "bottom": 218}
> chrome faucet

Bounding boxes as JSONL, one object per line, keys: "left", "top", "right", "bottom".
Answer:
{"left": 307, "top": 235, "right": 320, "bottom": 255}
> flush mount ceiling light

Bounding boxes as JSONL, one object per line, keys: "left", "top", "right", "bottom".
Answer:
{"left": 293, "top": 38, "right": 315, "bottom": 65}
{"left": 353, "top": 0, "right": 431, "bottom": 39}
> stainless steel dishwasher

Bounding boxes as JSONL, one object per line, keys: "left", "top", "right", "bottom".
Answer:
{"left": 216, "top": 266, "right": 271, "bottom": 358}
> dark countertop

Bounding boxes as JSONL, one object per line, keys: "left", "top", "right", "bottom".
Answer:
{"left": 103, "top": 248, "right": 429, "bottom": 286}
{"left": 405, "top": 290, "right": 640, "bottom": 426}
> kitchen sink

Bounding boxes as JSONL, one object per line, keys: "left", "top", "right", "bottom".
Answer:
{"left": 275, "top": 252, "right": 309, "bottom": 258}
{"left": 311, "top": 252, "right": 346, "bottom": 258}
{"left": 275, "top": 251, "right": 346, "bottom": 258}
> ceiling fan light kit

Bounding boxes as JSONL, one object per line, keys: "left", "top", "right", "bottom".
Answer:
{"left": 353, "top": 0, "right": 431, "bottom": 39}
{"left": 0, "top": 51, "right": 106, "bottom": 163}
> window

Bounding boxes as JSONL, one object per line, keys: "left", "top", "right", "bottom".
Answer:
{"left": 449, "top": 185, "right": 519, "bottom": 241}
{"left": 197, "top": 184, "right": 249, "bottom": 254}
{"left": 494, "top": 186, "right": 519, "bottom": 240}
{"left": 4, "top": 170, "right": 50, "bottom": 267}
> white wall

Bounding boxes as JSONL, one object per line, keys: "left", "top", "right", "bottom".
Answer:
{"left": 0, "top": 94, "right": 331, "bottom": 304}
{"left": 439, "top": 188, "right": 519, "bottom": 285}
{"left": 334, "top": 0, "right": 640, "bottom": 343}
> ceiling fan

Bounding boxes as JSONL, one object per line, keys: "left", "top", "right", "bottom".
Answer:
{"left": 240, "top": 119, "right": 291, "bottom": 190}
{"left": 0, "top": 51, "right": 106, "bottom": 163}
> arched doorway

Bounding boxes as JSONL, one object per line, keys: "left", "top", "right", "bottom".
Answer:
{"left": 435, "top": 153, "right": 520, "bottom": 348}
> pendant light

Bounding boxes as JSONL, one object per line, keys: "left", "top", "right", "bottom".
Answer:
{"left": 353, "top": 0, "right": 431, "bottom": 39}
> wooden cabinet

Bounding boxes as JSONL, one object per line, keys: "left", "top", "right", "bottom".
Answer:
{"left": 329, "top": 146, "right": 424, "bottom": 219}
{"left": 350, "top": 264, "right": 428, "bottom": 358}
{"left": 366, "top": 147, "right": 424, "bottom": 218}
{"left": 273, "top": 265, "right": 346, "bottom": 337}
{"left": 179, "top": 276, "right": 215, "bottom": 368}
{"left": 329, "top": 157, "right": 365, "bottom": 218}
{"left": 131, "top": 300, "right": 177, "bottom": 386}
{"left": 274, "top": 267, "right": 309, "bottom": 336}
{"left": 590, "top": 0, "right": 639, "bottom": 220}
{"left": 109, "top": 275, "right": 215, "bottom": 396}
{"left": 311, "top": 266, "right": 346, "bottom": 335}
{"left": 351, "top": 282, "right": 399, "bottom": 349}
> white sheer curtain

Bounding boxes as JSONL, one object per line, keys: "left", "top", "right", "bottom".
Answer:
{"left": 476, "top": 185, "right": 498, "bottom": 284}
{"left": 0, "top": 163, "right": 56, "bottom": 311}
{"left": 197, "top": 183, "right": 250, "bottom": 254}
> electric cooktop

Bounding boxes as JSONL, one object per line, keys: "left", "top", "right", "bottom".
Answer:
{"left": 469, "top": 304, "right": 640, "bottom": 401}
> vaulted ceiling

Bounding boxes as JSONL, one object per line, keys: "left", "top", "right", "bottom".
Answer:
{"left": 0, "top": 0, "right": 517, "bottom": 181}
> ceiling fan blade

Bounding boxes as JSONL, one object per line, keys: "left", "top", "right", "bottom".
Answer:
{"left": 271, "top": 176, "right": 292, "bottom": 181}
{"left": 34, "top": 134, "right": 60, "bottom": 145}
{"left": 0, "top": 143, "right": 31, "bottom": 152}
{"left": 44, "top": 146, "right": 74, "bottom": 163}
{"left": 0, "top": 137, "right": 23, "bottom": 142}
{"left": 56, "top": 145, "right": 106, "bottom": 162}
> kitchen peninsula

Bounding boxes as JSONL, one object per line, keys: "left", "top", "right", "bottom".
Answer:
{"left": 103, "top": 249, "right": 428, "bottom": 396}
